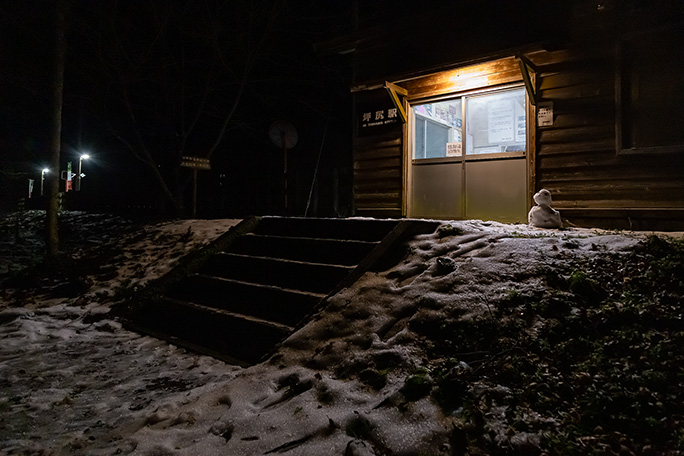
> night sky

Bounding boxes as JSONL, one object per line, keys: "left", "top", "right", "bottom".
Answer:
{"left": 0, "top": 1, "right": 355, "bottom": 217}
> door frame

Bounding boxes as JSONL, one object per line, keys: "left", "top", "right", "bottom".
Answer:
{"left": 403, "top": 80, "right": 536, "bottom": 220}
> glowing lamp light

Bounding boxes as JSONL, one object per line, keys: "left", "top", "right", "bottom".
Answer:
{"left": 77, "top": 154, "right": 90, "bottom": 191}
{"left": 41, "top": 168, "right": 49, "bottom": 196}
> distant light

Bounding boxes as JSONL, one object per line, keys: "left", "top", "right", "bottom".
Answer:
{"left": 42, "top": 168, "right": 49, "bottom": 174}
{"left": 80, "top": 154, "right": 90, "bottom": 160}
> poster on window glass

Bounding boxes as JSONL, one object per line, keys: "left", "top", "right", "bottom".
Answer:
{"left": 435, "top": 105, "right": 448, "bottom": 123}
{"left": 446, "top": 142, "right": 462, "bottom": 157}
{"left": 488, "top": 99, "right": 515, "bottom": 143}
{"left": 516, "top": 115, "right": 526, "bottom": 142}
{"left": 449, "top": 105, "right": 458, "bottom": 127}
{"left": 515, "top": 98, "right": 526, "bottom": 142}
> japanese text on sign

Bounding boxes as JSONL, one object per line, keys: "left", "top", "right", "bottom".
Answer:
{"left": 361, "top": 108, "right": 399, "bottom": 129}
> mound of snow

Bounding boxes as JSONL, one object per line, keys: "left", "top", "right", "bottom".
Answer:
{"left": 1, "top": 213, "right": 680, "bottom": 455}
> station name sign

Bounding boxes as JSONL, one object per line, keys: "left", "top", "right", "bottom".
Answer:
{"left": 360, "top": 107, "right": 400, "bottom": 129}
{"left": 357, "top": 104, "right": 401, "bottom": 137}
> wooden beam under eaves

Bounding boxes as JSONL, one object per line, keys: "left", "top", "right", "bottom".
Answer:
{"left": 384, "top": 81, "right": 407, "bottom": 123}
{"left": 517, "top": 55, "right": 538, "bottom": 106}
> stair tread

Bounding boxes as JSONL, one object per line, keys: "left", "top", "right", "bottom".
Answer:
{"left": 254, "top": 216, "right": 399, "bottom": 241}
{"left": 215, "top": 251, "right": 357, "bottom": 270}
{"left": 162, "top": 297, "right": 295, "bottom": 333}
{"left": 122, "top": 217, "right": 439, "bottom": 366}
{"left": 241, "top": 233, "right": 379, "bottom": 245}
{"left": 230, "top": 234, "right": 377, "bottom": 266}
{"left": 192, "top": 274, "right": 328, "bottom": 300}
{"left": 121, "top": 321, "right": 255, "bottom": 367}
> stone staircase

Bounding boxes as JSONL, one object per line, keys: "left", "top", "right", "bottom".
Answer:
{"left": 117, "top": 216, "right": 438, "bottom": 365}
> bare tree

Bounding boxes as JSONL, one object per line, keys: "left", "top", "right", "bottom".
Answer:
{"left": 46, "top": 0, "right": 70, "bottom": 257}
{"left": 72, "top": 0, "right": 283, "bottom": 216}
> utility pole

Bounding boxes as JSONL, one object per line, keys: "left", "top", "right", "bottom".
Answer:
{"left": 46, "top": 0, "right": 69, "bottom": 257}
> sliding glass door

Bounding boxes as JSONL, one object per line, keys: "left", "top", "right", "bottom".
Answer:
{"left": 409, "top": 87, "right": 528, "bottom": 222}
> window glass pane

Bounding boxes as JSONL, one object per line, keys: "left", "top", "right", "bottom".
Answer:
{"left": 621, "top": 26, "right": 684, "bottom": 149}
{"left": 413, "top": 99, "right": 462, "bottom": 159}
{"left": 465, "top": 89, "right": 526, "bottom": 155}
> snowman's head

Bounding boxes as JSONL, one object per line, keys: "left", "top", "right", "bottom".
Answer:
{"left": 533, "top": 188, "right": 553, "bottom": 206}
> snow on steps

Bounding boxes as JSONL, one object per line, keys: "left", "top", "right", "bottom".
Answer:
{"left": 116, "top": 216, "right": 439, "bottom": 366}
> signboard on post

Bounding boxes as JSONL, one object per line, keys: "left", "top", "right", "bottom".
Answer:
{"left": 180, "top": 156, "right": 211, "bottom": 170}
{"left": 180, "top": 156, "right": 211, "bottom": 218}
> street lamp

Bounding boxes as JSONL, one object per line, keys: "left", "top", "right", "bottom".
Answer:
{"left": 41, "top": 168, "right": 49, "bottom": 196}
{"left": 76, "top": 154, "right": 89, "bottom": 191}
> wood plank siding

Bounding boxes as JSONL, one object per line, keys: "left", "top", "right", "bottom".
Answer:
{"left": 353, "top": 133, "right": 404, "bottom": 217}
{"left": 401, "top": 58, "right": 523, "bottom": 100}
{"left": 352, "top": 87, "right": 404, "bottom": 217}
{"left": 529, "top": 47, "right": 684, "bottom": 229}
{"left": 352, "top": 58, "right": 525, "bottom": 218}
{"left": 343, "top": 0, "right": 684, "bottom": 229}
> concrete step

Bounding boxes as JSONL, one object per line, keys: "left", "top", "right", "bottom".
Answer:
{"left": 229, "top": 234, "right": 378, "bottom": 266}
{"left": 117, "top": 216, "right": 440, "bottom": 365}
{"left": 253, "top": 216, "right": 399, "bottom": 242}
{"left": 128, "top": 297, "right": 293, "bottom": 366}
{"left": 198, "top": 252, "right": 355, "bottom": 294}
{"left": 167, "top": 274, "right": 324, "bottom": 327}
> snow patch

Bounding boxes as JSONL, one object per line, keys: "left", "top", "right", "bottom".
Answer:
{"left": 2, "top": 212, "right": 680, "bottom": 454}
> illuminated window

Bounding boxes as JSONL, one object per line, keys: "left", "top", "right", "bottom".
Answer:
{"left": 414, "top": 99, "right": 462, "bottom": 159}
{"left": 413, "top": 88, "right": 526, "bottom": 160}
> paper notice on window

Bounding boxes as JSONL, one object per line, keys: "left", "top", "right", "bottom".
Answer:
{"left": 515, "top": 98, "right": 526, "bottom": 142}
{"left": 488, "top": 99, "right": 515, "bottom": 143}
{"left": 446, "top": 142, "right": 462, "bottom": 157}
{"left": 516, "top": 115, "right": 526, "bottom": 142}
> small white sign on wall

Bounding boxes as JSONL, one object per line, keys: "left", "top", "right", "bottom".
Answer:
{"left": 537, "top": 101, "right": 554, "bottom": 127}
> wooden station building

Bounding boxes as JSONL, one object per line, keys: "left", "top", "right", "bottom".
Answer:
{"left": 319, "top": 0, "right": 684, "bottom": 230}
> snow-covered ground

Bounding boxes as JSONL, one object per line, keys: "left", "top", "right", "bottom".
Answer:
{"left": 0, "top": 211, "right": 681, "bottom": 455}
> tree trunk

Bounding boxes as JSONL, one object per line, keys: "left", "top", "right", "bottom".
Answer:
{"left": 46, "top": 0, "right": 68, "bottom": 257}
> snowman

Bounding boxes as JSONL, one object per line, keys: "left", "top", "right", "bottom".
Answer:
{"left": 528, "top": 188, "right": 563, "bottom": 228}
